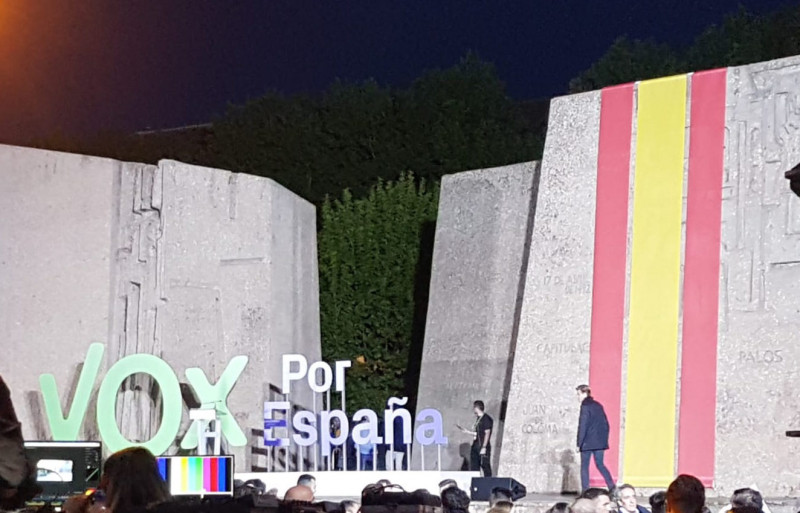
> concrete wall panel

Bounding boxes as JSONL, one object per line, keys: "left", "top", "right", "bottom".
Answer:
{"left": 715, "top": 56, "right": 800, "bottom": 496}
{"left": 498, "top": 92, "right": 601, "bottom": 493}
{"left": 0, "top": 147, "right": 321, "bottom": 472}
{"left": 0, "top": 145, "right": 119, "bottom": 441}
{"left": 413, "top": 162, "right": 539, "bottom": 471}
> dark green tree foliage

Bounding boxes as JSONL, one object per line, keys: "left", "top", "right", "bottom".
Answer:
{"left": 215, "top": 54, "right": 541, "bottom": 203}
{"left": 28, "top": 56, "right": 540, "bottom": 207}
{"left": 570, "top": 4, "right": 800, "bottom": 93}
{"left": 687, "top": 6, "right": 800, "bottom": 70}
{"left": 318, "top": 174, "right": 438, "bottom": 411}
{"left": 399, "top": 55, "right": 539, "bottom": 180}
{"left": 214, "top": 82, "right": 396, "bottom": 204}
{"left": 31, "top": 126, "right": 218, "bottom": 170}
{"left": 569, "top": 37, "right": 681, "bottom": 93}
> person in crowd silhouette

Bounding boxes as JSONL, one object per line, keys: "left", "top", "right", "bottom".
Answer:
{"left": 666, "top": 475, "right": 705, "bottom": 513}
{"left": 0, "top": 375, "right": 39, "bottom": 511}
{"left": 64, "top": 447, "right": 169, "bottom": 513}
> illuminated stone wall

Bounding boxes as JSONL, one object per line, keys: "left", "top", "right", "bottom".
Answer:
{"left": 0, "top": 146, "right": 321, "bottom": 471}
{"left": 497, "top": 57, "right": 800, "bottom": 495}
{"left": 413, "top": 162, "right": 539, "bottom": 472}
{"left": 499, "top": 92, "right": 600, "bottom": 493}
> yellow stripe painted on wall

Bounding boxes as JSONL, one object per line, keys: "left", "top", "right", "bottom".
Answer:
{"left": 623, "top": 75, "right": 687, "bottom": 487}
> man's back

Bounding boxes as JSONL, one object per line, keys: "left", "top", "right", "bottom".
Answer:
{"left": 578, "top": 397, "right": 610, "bottom": 451}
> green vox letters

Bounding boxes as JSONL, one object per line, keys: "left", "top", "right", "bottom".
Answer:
{"left": 38, "top": 342, "right": 248, "bottom": 455}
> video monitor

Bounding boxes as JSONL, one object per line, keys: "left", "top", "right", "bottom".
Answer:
{"left": 36, "top": 459, "right": 74, "bottom": 482}
{"left": 156, "top": 455, "right": 233, "bottom": 496}
{"left": 24, "top": 441, "right": 102, "bottom": 502}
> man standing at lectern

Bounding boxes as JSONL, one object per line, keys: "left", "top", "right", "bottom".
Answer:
{"left": 576, "top": 385, "right": 615, "bottom": 492}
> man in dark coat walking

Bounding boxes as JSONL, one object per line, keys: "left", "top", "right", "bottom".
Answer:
{"left": 576, "top": 384, "right": 615, "bottom": 492}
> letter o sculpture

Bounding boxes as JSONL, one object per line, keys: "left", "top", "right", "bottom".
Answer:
{"left": 96, "top": 354, "right": 183, "bottom": 455}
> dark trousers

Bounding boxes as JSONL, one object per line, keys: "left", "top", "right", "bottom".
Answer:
{"left": 580, "top": 450, "right": 615, "bottom": 491}
{"left": 360, "top": 452, "right": 373, "bottom": 470}
{"left": 470, "top": 444, "right": 493, "bottom": 477}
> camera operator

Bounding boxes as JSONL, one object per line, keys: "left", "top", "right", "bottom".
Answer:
{"left": 0, "top": 375, "right": 38, "bottom": 511}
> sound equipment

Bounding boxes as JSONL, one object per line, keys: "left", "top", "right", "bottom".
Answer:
{"left": 469, "top": 477, "right": 527, "bottom": 502}
{"left": 361, "top": 483, "right": 442, "bottom": 513}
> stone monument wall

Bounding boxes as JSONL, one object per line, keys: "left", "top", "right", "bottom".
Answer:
{"left": 0, "top": 146, "right": 321, "bottom": 472}
{"left": 497, "top": 57, "right": 800, "bottom": 496}
{"left": 413, "top": 162, "right": 539, "bottom": 472}
{"left": 1, "top": 145, "right": 120, "bottom": 444}
{"left": 715, "top": 57, "right": 800, "bottom": 496}
{"left": 498, "top": 92, "right": 600, "bottom": 494}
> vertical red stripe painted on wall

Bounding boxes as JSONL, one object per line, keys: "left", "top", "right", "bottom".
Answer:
{"left": 678, "top": 69, "right": 727, "bottom": 486}
{"left": 588, "top": 83, "right": 634, "bottom": 486}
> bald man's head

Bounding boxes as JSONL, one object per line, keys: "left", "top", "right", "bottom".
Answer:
{"left": 284, "top": 485, "right": 314, "bottom": 502}
{"left": 573, "top": 499, "right": 596, "bottom": 513}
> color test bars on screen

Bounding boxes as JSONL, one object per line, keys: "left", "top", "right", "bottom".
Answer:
{"left": 156, "top": 456, "right": 233, "bottom": 496}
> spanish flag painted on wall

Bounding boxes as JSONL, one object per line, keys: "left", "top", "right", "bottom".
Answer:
{"left": 587, "top": 69, "right": 727, "bottom": 487}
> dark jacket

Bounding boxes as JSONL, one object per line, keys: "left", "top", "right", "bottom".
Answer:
{"left": 1, "top": 375, "right": 42, "bottom": 513}
{"left": 619, "top": 506, "right": 651, "bottom": 513}
{"left": 577, "top": 396, "right": 610, "bottom": 451}
{"left": 0, "top": 375, "right": 27, "bottom": 488}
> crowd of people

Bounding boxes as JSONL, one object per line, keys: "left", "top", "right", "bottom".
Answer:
{"left": 0, "top": 442, "right": 775, "bottom": 513}
{"left": 541, "top": 480, "right": 767, "bottom": 513}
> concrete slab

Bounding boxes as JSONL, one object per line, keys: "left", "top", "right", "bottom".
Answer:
{"left": 413, "top": 162, "right": 540, "bottom": 472}
{"left": 0, "top": 146, "right": 321, "bottom": 472}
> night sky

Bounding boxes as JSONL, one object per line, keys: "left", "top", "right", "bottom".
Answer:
{"left": 0, "top": 0, "right": 796, "bottom": 143}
